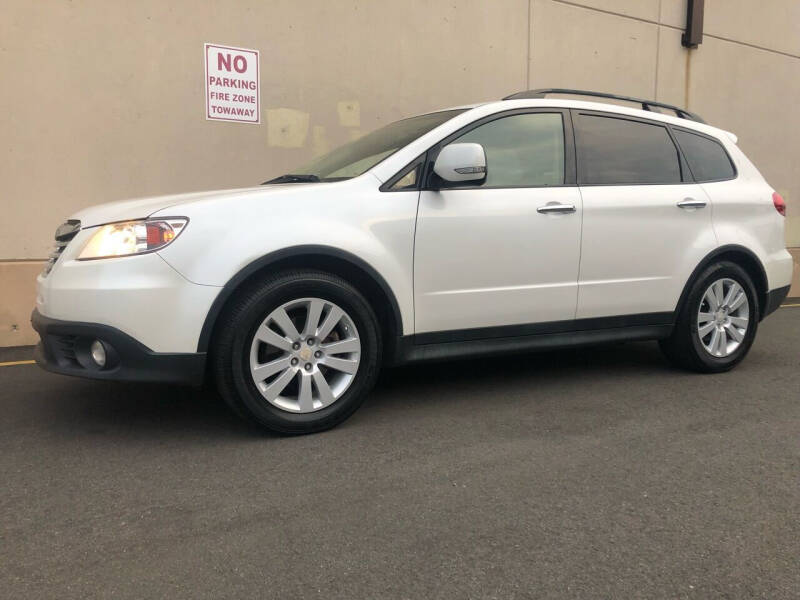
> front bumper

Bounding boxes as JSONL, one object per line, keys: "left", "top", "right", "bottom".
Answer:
{"left": 32, "top": 309, "right": 206, "bottom": 386}
{"left": 37, "top": 231, "right": 222, "bottom": 353}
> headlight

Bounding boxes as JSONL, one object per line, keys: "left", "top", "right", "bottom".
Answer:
{"left": 77, "top": 218, "right": 188, "bottom": 260}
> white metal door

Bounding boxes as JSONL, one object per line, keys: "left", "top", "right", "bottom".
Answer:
{"left": 414, "top": 186, "right": 583, "bottom": 333}
{"left": 576, "top": 183, "right": 716, "bottom": 319}
{"left": 571, "top": 110, "right": 718, "bottom": 319}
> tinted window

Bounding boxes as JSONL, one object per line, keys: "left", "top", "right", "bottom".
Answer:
{"left": 673, "top": 129, "right": 735, "bottom": 182}
{"left": 451, "top": 113, "right": 565, "bottom": 187}
{"left": 576, "top": 114, "right": 681, "bottom": 185}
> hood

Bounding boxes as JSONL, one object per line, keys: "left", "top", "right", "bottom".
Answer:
{"left": 71, "top": 185, "right": 296, "bottom": 227}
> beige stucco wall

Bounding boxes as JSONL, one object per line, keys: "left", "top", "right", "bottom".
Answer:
{"left": 1, "top": 0, "right": 798, "bottom": 346}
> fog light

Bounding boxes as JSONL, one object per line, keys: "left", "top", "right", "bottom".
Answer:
{"left": 90, "top": 340, "right": 107, "bottom": 367}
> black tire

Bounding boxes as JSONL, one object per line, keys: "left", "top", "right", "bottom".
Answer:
{"left": 659, "top": 261, "right": 759, "bottom": 373}
{"left": 212, "top": 269, "right": 382, "bottom": 434}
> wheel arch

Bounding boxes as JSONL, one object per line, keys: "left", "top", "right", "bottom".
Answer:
{"left": 676, "top": 244, "right": 769, "bottom": 319}
{"left": 198, "top": 245, "right": 404, "bottom": 358}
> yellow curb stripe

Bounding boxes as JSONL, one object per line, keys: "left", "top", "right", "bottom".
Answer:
{"left": 782, "top": 303, "right": 800, "bottom": 308}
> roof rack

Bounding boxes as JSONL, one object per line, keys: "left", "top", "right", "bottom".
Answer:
{"left": 503, "top": 88, "right": 705, "bottom": 123}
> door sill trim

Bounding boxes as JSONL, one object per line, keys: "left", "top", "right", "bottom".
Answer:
{"left": 413, "top": 312, "right": 674, "bottom": 345}
{"left": 392, "top": 323, "right": 673, "bottom": 365}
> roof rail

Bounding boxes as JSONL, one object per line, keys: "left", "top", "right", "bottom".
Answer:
{"left": 503, "top": 88, "right": 705, "bottom": 123}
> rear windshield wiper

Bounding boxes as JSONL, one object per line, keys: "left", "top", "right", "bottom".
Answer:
{"left": 262, "top": 174, "right": 320, "bottom": 184}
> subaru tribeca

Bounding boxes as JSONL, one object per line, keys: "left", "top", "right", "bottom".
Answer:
{"left": 33, "top": 89, "right": 793, "bottom": 433}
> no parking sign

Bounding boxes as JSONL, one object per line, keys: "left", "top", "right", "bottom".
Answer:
{"left": 204, "top": 43, "right": 260, "bottom": 124}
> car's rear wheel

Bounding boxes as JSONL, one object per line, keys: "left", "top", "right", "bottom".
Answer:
{"left": 213, "top": 270, "right": 381, "bottom": 434}
{"left": 659, "top": 261, "right": 759, "bottom": 373}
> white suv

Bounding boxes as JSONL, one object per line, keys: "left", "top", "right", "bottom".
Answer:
{"left": 33, "top": 89, "right": 793, "bottom": 433}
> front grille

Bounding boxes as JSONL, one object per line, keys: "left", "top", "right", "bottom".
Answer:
{"left": 42, "top": 220, "right": 81, "bottom": 276}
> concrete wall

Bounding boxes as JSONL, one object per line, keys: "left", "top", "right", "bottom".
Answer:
{"left": 2, "top": 0, "right": 799, "bottom": 346}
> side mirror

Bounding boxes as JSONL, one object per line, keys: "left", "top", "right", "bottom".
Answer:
{"left": 433, "top": 143, "right": 487, "bottom": 183}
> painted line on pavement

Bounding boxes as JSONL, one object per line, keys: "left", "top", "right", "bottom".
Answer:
{"left": 0, "top": 360, "right": 36, "bottom": 367}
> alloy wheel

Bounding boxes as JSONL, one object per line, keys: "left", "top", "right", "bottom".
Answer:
{"left": 249, "top": 298, "right": 361, "bottom": 413}
{"left": 697, "top": 278, "right": 749, "bottom": 358}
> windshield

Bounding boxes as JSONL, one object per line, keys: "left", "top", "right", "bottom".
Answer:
{"left": 274, "top": 109, "right": 466, "bottom": 182}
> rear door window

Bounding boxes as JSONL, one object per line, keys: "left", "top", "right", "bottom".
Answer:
{"left": 575, "top": 114, "right": 682, "bottom": 185}
{"left": 673, "top": 129, "right": 736, "bottom": 182}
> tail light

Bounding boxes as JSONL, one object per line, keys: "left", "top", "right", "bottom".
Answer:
{"left": 772, "top": 192, "right": 786, "bottom": 216}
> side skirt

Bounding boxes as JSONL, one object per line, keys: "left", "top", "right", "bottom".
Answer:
{"left": 390, "top": 313, "right": 675, "bottom": 365}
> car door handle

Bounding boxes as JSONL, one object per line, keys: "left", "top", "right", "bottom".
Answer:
{"left": 677, "top": 198, "right": 707, "bottom": 209}
{"left": 537, "top": 203, "right": 576, "bottom": 214}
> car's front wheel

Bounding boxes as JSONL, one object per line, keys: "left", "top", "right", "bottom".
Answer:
{"left": 660, "top": 261, "right": 759, "bottom": 373}
{"left": 213, "top": 270, "right": 381, "bottom": 434}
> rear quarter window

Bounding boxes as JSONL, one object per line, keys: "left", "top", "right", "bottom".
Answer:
{"left": 673, "top": 129, "right": 736, "bottom": 182}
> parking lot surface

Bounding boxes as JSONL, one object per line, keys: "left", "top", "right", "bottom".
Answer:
{"left": 2, "top": 307, "right": 799, "bottom": 599}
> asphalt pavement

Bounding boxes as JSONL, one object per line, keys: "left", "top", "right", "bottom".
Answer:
{"left": 2, "top": 307, "right": 799, "bottom": 599}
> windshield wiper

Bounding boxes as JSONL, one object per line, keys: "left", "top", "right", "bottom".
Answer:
{"left": 262, "top": 174, "right": 320, "bottom": 184}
